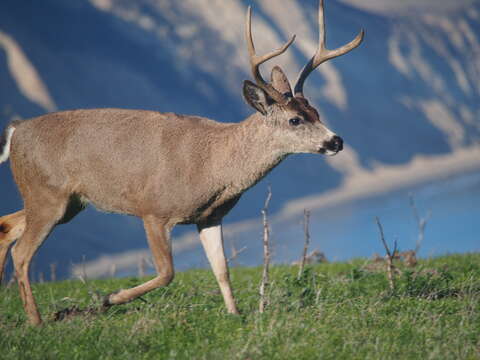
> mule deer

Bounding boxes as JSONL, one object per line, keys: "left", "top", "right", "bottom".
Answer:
{"left": 0, "top": 0, "right": 363, "bottom": 325}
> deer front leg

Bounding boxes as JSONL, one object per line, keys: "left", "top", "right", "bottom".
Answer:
{"left": 104, "top": 215, "right": 174, "bottom": 306}
{"left": 198, "top": 221, "right": 239, "bottom": 314}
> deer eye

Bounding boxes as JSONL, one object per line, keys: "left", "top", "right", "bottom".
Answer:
{"left": 289, "top": 117, "right": 302, "bottom": 126}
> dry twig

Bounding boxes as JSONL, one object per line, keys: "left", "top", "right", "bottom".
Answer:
{"left": 227, "top": 238, "right": 247, "bottom": 265}
{"left": 409, "top": 194, "right": 431, "bottom": 254}
{"left": 77, "top": 255, "right": 88, "bottom": 284}
{"left": 297, "top": 209, "right": 311, "bottom": 279}
{"left": 6, "top": 272, "right": 16, "bottom": 288}
{"left": 109, "top": 263, "right": 117, "bottom": 278}
{"left": 375, "top": 216, "right": 397, "bottom": 291}
{"left": 138, "top": 257, "right": 146, "bottom": 278}
{"left": 50, "top": 262, "right": 57, "bottom": 282}
{"left": 259, "top": 186, "right": 272, "bottom": 313}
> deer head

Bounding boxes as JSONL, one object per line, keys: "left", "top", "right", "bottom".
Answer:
{"left": 242, "top": 0, "right": 364, "bottom": 156}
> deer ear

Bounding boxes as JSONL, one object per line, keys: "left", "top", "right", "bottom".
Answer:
{"left": 242, "top": 80, "right": 271, "bottom": 116}
{"left": 271, "top": 66, "right": 292, "bottom": 97}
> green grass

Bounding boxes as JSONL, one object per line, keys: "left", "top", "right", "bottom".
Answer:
{"left": 1, "top": 253, "right": 479, "bottom": 359}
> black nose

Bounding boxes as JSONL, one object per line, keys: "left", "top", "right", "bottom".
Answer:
{"left": 324, "top": 135, "right": 343, "bottom": 152}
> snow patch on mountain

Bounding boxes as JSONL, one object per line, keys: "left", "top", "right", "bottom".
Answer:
{"left": 339, "top": 0, "right": 479, "bottom": 16}
{"left": 0, "top": 30, "right": 56, "bottom": 112}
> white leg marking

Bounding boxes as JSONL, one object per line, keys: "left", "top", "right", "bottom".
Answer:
{"left": 200, "top": 224, "right": 225, "bottom": 271}
{"left": 198, "top": 223, "right": 239, "bottom": 314}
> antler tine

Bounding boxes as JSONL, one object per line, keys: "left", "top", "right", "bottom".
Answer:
{"left": 294, "top": 0, "right": 364, "bottom": 97}
{"left": 246, "top": 6, "right": 296, "bottom": 103}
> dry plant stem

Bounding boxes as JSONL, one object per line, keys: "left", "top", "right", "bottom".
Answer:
{"left": 50, "top": 263, "right": 57, "bottom": 282}
{"left": 7, "top": 273, "right": 16, "bottom": 288}
{"left": 297, "top": 209, "right": 311, "bottom": 280}
{"left": 227, "top": 239, "right": 247, "bottom": 265}
{"left": 138, "top": 257, "right": 146, "bottom": 278}
{"left": 409, "top": 194, "right": 431, "bottom": 254}
{"left": 259, "top": 186, "right": 272, "bottom": 313}
{"left": 375, "top": 216, "right": 397, "bottom": 291}
{"left": 80, "top": 255, "right": 87, "bottom": 283}
{"left": 110, "top": 263, "right": 116, "bottom": 278}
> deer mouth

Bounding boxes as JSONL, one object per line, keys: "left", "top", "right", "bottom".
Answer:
{"left": 319, "top": 135, "right": 343, "bottom": 155}
{"left": 318, "top": 148, "right": 340, "bottom": 156}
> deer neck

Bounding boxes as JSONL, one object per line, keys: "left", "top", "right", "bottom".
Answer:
{"left": 218, "top": 114, "right": 287, "bottom": 195}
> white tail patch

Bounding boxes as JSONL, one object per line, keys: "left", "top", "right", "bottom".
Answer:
{"left": 0, "top": 126, "right": 16, "bottom": 164}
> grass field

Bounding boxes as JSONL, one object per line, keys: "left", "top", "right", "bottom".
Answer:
{"left": 1, "top": 253, "right": 479, "bottom": 359}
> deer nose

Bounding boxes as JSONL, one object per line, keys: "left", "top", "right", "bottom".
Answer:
{"left": 324, "top": 135, "right": 343, "bottom": 152}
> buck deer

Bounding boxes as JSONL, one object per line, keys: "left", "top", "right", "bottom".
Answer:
{"left": 0, "top": 0, "right": 363, "bottom": 325}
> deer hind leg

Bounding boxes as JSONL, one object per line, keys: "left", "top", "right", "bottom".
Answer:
{"left": 198, "top": 221, "right": 239, "bottom": 314}
{"left": 0, "top": 210, "right": 26, "bottom": 284}
{"left": 104, "top": 215, "right": 174, "bottom": 306}
{"left": 12, "top": 195, "right": 70, "bottom": 326}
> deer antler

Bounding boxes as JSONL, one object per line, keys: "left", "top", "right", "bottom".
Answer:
{"left": 246, "top": 6, "right": 296, "bottom": 104}
{"left": 293, "top": 0, "right": 364, "bottom": 97}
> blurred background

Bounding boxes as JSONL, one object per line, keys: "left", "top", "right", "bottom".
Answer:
{"left": 0, "top": 0, "right": 479, "bottom": 280}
